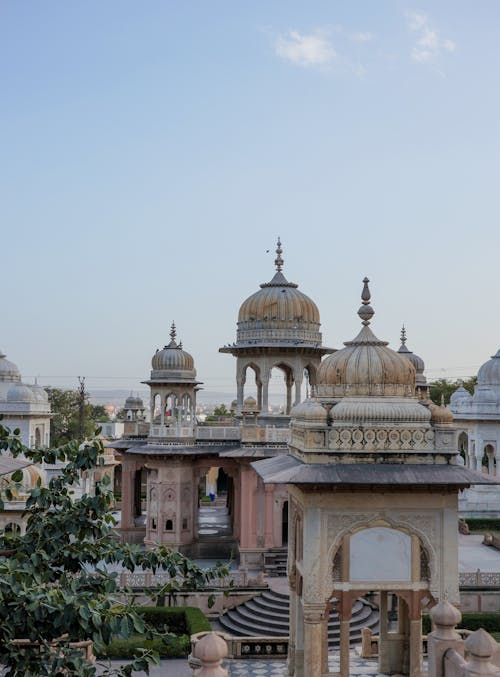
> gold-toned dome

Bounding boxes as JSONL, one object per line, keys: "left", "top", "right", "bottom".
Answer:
{"left": 236, "top": 238, "right": 321, "bottom": 345}
{"left": 316, "top": 278, "right": 416, "bottom": 398}
{"left": 151, "top": 323, "right": 196, "bottom": 377}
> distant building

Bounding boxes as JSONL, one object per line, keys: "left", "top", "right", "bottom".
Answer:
{"left": 0, "top": 348, "right": 50, "bottom": 448}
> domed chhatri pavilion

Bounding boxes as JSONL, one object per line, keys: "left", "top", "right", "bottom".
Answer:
{"left": 450, "top": 349, "right": 500, "bottom": 515}
{"left": 252, "top": 279, "right": 495, "bottom": 677}
{"left": 220, "top": 238, "right": 334, "bottom": 417}
{"left": 0, "top": 348, "right": 51, "bottom": 449}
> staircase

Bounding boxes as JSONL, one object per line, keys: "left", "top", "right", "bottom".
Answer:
{"left": 263, "top": 547, "right": 288, "bottom": 577}
{"left": 219, "top": 588, "right": 379, "bottom": 648}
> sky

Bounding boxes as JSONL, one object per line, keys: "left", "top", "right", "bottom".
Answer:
{"left": 1, "top": 1, "right": 500, "bottom": 404}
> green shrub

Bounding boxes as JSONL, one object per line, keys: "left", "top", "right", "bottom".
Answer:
{"left": 465, "top": 518, "right": 500, "bottom": 532}
{"left": 95, "top": 606, "right": 210, "bottom": 659}
{"left": 423, "top": 612, "right": 500, "bottom": 635}
{"left": 96, "top": 635, "right": 190, "bottom": 659}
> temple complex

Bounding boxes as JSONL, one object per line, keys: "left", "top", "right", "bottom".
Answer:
{"left": 450, "top": 349, "right": 500, "bottom": 516}
{"left": 252, "top": 278, "right": 495, "bottom": 677}
{"left": 111, "top": 240, "right": 327, "bottom": 569}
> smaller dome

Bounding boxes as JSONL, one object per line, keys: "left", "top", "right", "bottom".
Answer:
{"left": 397, "top": 326, "right": 426, "bottom": 387}
{"left": 450, "top": 385, "right": 472, "bottom": 407}
{"left": 317, "top": 279, "right": 416, "bottom": 398}
{"left": 7, "top": 383, "right": 37, "bottom": 403}
{"left": 429, "top": 401, "right": 454, "bottom": 424}
{"left": 243, "top": 396, "right": 257, "bottom": 408}
{"left": 151, "top": 323, "right": 196, "bottom": 377}
{"left": 290, "top": 398, "right": 328, "bottom": 423}
{"left": 31, "top": 382, "right": 49, "bottom": 403}
{"left": 124, "top": 395, "right": 144, "bottom": 409}
{"left": 477, "top": 349, "right": 500, "bottom": 387}
{"left": 230, "top": 399, "right": 238, "bottom": 411}
{"left": 0, "top": 350, "right": 21, "bottom": 383}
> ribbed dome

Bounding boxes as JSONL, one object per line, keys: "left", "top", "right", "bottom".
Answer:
{"left": 151, "top": 323, "right": 196, "bottom": 377}
{"left": 0, "top": 350, "right": 21, "bottom": 383}
{"left": 31, "top": 382, "right": 49, "bottom": 403}
{"left": 243, "top": 396, "right": 258, "bottom": 411}
{"left": 331, "top": 397, "right": 430, "bottom": 423}
{"left": 124, "top": 395, "right": 144, "bottom": 409}
{"left": 236, "top": 239, "right": 322, "bottom": 345}
{"left": 291, "top": 398, "right": 328, "bottom": 422}
{"left": 317, "top": 279, "right": 416, "bottom": 398}
{"left": 477, "top": 349, "right": 500, "bottom": 386}
{"left": 7, "top": 383, "right": 36, "bottom": 403}
{"left": 397, "top": 326, "right": 426, "bottom": 388}
{"left": 450, "top": 385, "right": 472, "bottom": 407}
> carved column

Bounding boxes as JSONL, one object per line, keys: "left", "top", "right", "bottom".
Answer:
{"left": 264, "top": 484, "right": 275, "bottom": 548}
{"left": 120, "top": 462, "right": 136, "bottom": 530}
{"left": 303, "top": 604, "right": 327, "bottom": 677}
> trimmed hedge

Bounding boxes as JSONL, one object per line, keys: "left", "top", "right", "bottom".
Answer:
{"left": 465, "top": 518, "right": 500, "bottom": 532}
{"left": 95, "top": 606, "right": 211, "bottom": 659}
{"left": 423, "top": 612, "right": 500, "bottom": 635}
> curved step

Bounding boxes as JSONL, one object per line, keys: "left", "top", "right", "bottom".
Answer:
{"left": 219, "top": 589, "right": 379, "bottom": 648}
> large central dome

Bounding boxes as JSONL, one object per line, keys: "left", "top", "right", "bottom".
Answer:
{"left": 316, "top": 278, "right": 416, "bottom": 398}
{"left": 236, "top": 239, "right": 322, "bottom": 346}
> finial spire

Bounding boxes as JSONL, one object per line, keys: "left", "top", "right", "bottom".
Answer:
{"left": 400, "top": 325, "right": 407, "bottom": 345}
{"left": 358, "top": 277, "right": 374, "bottom": 326}
{"left": 275, "top": 237, "right": 284, "bottom": 272}
{"left": 170, "top": 322, "right": 177, "bottom": 342}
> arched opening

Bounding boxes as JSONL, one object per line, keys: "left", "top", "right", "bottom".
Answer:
{"left": 485, "top": 444, "right": 496, "bottom": 475}
{"left": 181, "top": 394, "right": 192, "bottom": 424}
{"left": 133, "top": 467, "right": 147, "bottom": 523}
{"left": 165, "top": 394, "right": 178, "bottom": 424}
{"left": 281, "top": 500, "right": 289, "bottom": 545}
{"left": 34, "top": 428, "right": 41, "bottom": 448}
{"left": 304, "top": 364, "right": 317, "bottom": 396}
{"left": 165, "top": 519, "right": 173, "bottom": 531}
{"left": 269, "top": 363, "right": 294, "bottom": 415}
{"left": 458, "top": 431, "right": 469, "bottom": 466}
{"left": 153, "top": 394, "right": 162, "bottom": 423}
{"left": 216, "top": 467, "right": 228, "bottom": 495}
{"left": 113, "top": 464, "right": 122, "bottom": 497}
{"left": 241, "top": 363, "right": 261, "bottom": 409}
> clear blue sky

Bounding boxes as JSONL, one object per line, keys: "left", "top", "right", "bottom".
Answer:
{"left": 2, "top": 1, "right": 499, "bottom": 401}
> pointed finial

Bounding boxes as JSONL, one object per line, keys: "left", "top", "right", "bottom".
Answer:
{"left": 441, "top": 393, "right": 446, "bottom": 407}
{"left": 170, "top": 322, "right": 176, "bottom": 341}
{"left": 400, "top": 325, "right": 407, "bottom": 345}
{"left": 358, "top": 277, "right": 374, "bottom": 326}
{"left": 275, "top": 237, "right": 283, "bottom": 272}
{"left": 179, "top": 340, "right": 183, "bottom": 349}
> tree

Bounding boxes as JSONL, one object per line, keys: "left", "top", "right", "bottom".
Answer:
{"left": 429, "top": 376, "right": 477, "bottom": 405}
{"left": 213, "top": 404, "right": 229, "bottom": 416}
{"left": 0, "top": 418, "right": 229, "bottom": 676}
{"left": 46, "top": 388, "right": 110, "bottom": 445}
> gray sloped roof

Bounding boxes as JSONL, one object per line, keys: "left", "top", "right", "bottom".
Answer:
{"left": 0, "top": 455, "right": 32, "bottom": 476}
{"left": 251, "top": 454, "right": 499, "bottom": 487}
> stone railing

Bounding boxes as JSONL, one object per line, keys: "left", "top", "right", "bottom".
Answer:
{"left": 149, "top": 425, "right": 194, "bottom": 438}
{"left": 119, "top": 570, "right": 248, "bottom": 589}
{"left": 189, "top": 631, "right": 288, "bottom": 672}
{"left": 427, "top": 600, "right": 500, "bottom": 676}
{"left": 196, "top": 427, "right": 241, "bottom": 440}
{"left": 459, "top": 570, "right": 500, "bottom": 587}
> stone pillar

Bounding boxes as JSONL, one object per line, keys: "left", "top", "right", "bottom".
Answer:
{"left": 236, "top": 371, "right": 245, "bottom": 414}
{"left": 262, "top": 376, "right": 269, "bottom": 414}
{"left": 294, "top": 371, "right": 303, "bottom": 406}
{"left": 475, "top": 435, "right": 483, "bottom": 472}
{"left": 303, "top": 604, "right": 327, "bottom": 677}
{"left": 121, "top": 464, "right": 136, "bottom": 530}
{"left": 264, "top": 484, "right": 275, "bottom": 548}
{"left": 295, "top": 599, "right": 304, "bottom": 677}
{"left": 288, "top": 587, "right": 297, "bottom": 676}
{"left": 286, "top": 380, "right": 292, "bottom": 415}
{"left": 408, "top": 591, "right": 424, "bottom": 677}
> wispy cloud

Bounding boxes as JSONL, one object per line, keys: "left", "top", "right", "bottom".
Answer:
{"left": 274, "top": 30, "right": 336, "bottom": 68}
{"left": 407, "top": 11, "right": 456, "bottom": 68}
